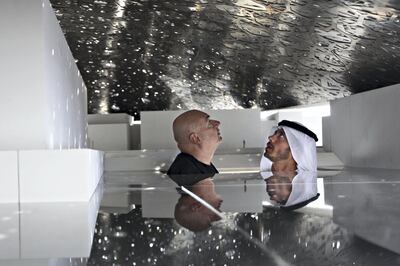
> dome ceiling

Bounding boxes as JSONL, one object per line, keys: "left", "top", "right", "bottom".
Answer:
{"left": 50, "top": 0, "right": 400, "bottom": 119}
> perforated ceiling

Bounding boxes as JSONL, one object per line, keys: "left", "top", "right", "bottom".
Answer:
{"left": 50, "top": 0, "right": 400, "bottom": 119}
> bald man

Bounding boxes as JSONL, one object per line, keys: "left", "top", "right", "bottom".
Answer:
{"left": 167, "top": 110, "right": 222, "bottom": 175}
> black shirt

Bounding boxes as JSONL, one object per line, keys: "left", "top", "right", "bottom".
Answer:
{"left": 167, "top": 152, "right": 219, "bottom": 176}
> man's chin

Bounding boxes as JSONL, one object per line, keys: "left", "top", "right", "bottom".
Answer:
{"left": 263, "top": 152, "right": 273, "bottom": 161}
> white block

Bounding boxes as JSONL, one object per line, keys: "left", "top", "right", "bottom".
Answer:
{"left": 88, "top": 113, "right": 134, "bottom": 125}
{"left": 0, "top": 203, "right": 19, "bottom": 259}
{"left": 330, "top": 96, "right": 352, "bottom": 165}
{"left": 350, "top": 86, "right": 400, "bottom": 169}
{"left": 19, "top": 149, "right": 103, "bottom": 202}
{"left": 327, "top": 168, "right": 400, "bottom": 254}
{"left": 0, "top": 258, "right": 88, "bottom": 266}
{"left": 142, "top": 189, "right": 180, "bottom": 218}
{"left": 322, "top": 116, "right": 332, "bottom": 152}
{"left": 330, "top": 84, "right": 400, "bottom": 169}
{"left": 105, "top": 149, "right": 178, "bottom": 172}
{"left": 215, "top": 179, "right": 264, "bottom": 213}
{"left": 0, "top": 184, "right": 101, "bottom": 263}
{"left": 129, "top": 124, "right": 141, "bottom": 150}
{"left": 0, "top": 151, "right": 19, "bottom": 202}
{"left": 88, "top": 124, "right": 130, "bottom": 151}
{"left": 20, "top": 184, "right": 102, "bottom": 259}
{"left": 0, "top": 0, "right": 87, "bottom": 150}
{"left": 213, "top": 153, "right": 262, "bottom": 172}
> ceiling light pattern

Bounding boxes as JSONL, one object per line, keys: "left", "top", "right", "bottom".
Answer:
{"left": 50, "top": 0, "right": 400, "bottom": 119}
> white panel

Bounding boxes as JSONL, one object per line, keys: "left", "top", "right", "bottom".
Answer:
{"left": 0, "top": 187, "right": 101, "bottom": 262}
{"left": 330, "top": 84, "right": 400, "bottom": 169}
{"left": 141, "top": 177, "right": 179, "bottom": 218}
{"left": 141, "top": 109, "right": 262, "bottom": 150}
{"left": 140, "top": 111, "right": 179, "bottom": 149}
{"left": 215, "top": 180, "right": 264, "bottom": 212}
{"left": 88, "top": 113, "right": 133, "bottom": 124}
{"left": 141, "top": 189, "right": 179, "bottom": 218}
{"left": 43, "top": 0, "right": 87, "bottom": 150}
{"left": 330, "top": 96, "right": 352, "bottom": 166}
{"left": 0, "top": 151, "right": 19, "bottom": 202}
{"left": 322, "top": 116, "right": 331, "bottom": 152}
{"left": 213, "top": 153, "right": 261, "bottom": 172}
{"left": 20, "top": 185, "right": 102, "bottom": 258}
{"left": 88, "top": 124, "right": 130, "bottom": 151}
{"left": 19, "top": 149, "right": 103, "bottom": 202}
{"left": 327, "top": 168, "right": 400, "bottom": 254}
{"left": 105, "top": 149, "right": 178, "bottom": 172}
{"left": 0, "top": 0, "right": 47, "bottom": 150}
{"left": 129, "top": 124, "right": 141, "bottom": 150}
{"left": 350, "top": 85, "right": 400, "bottom": 169}
{"left": 0, "top": 0, "right": 87, "bottom": 150}
{"left": 0, "top": 203, "right": 19, "bottom": 259}
{"left": 0, "top": 259, "right": 87, "bottom": 266}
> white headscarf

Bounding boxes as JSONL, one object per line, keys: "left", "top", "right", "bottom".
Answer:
{"left": 282, "top": 125, "right": 317, "bottom": 172}
{"left": 284, "top": 171, "right": 318, "bottom": 207}
{"left": 260, "top": 155, "right": 272, "bottom": 171}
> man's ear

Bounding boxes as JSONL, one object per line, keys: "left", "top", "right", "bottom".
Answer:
{"left": 189, "top": 133, "right": 200, "bottom": 144}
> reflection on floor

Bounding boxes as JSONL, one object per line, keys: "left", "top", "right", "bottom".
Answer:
{"left": 1, "top": 168, "right": 400, "bottom": 266}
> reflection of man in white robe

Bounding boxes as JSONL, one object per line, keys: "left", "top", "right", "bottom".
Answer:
{"left": 261, "top": 171, "right": 319, "bottom": 210}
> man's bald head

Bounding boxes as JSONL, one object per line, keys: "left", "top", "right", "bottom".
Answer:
{"left": 172, "top": 110, "right": 207, "bottom": 144}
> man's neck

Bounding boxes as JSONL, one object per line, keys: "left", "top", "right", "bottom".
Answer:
{"left": 189, "top": 150, "right": 214, "bottom": 165}
{"left": 180, "top": 147, "right": 214, "bottom": 165}
{"left": 271, "top": 159, "right": 297, "bottom": 172}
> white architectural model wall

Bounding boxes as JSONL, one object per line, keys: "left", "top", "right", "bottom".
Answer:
{"left": 141, "top": 109, "right": 263, "bottom": 150}
{"left": 88, "top": 114, "right": 133, "bottom": 151}
{"left": 0, "top": 0, "right": 103, "bottom": 203}
{"left": 0, "top": 0, "right": 87, "bottom": 150}
{"left": 329, "top": 84, "right": 400, "bottom": 169}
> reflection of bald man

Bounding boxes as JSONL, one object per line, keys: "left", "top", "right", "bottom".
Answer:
{"left": 167, "top": 110, "right": 222, "bottom": 175}
{"left": 174, "top": 178, "right": 223, "bottom": 232}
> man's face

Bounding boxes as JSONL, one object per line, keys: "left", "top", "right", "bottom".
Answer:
{"left": 264, "top": 127, "right": 291, "bottom": 162}
{"left": 195, "top": 112, "right": 222, "bottom": 146}
{"left": 266, "top": 175, "right": 292, "bottom": 204}
{"left": 194, "top": 179, "right": 223, "bottom": 223}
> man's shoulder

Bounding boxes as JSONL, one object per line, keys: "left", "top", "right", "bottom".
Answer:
{"left": 167, "top": 153, "right": 199, "bottom": 175}
{"left": 167, "top": 152, "right": 218, "bottom": 175}
{"left": 172, "top": 152, "right": 199, "bottom": 165}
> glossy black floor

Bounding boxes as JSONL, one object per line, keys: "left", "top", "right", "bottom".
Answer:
{"left": 1, "top": 168, "right": 400, "bottom": 265}
{"left": 89, "top": 208, "right": 399, "bottom": 266}
{"left": 89, "top": 169, "right": 400, "bottom": 266}
{"left": 49, "top": 0, "right": 400, "bottom": 119}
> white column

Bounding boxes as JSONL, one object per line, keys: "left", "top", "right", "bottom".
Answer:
{"left": 329, "top": 84, "right": 400, "bottom": 169}
{"left": 0, "top": 0, "right": 87, "bottom": 150}
{"left": 0, "top": 0, "right": 103, "bottom": 202}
